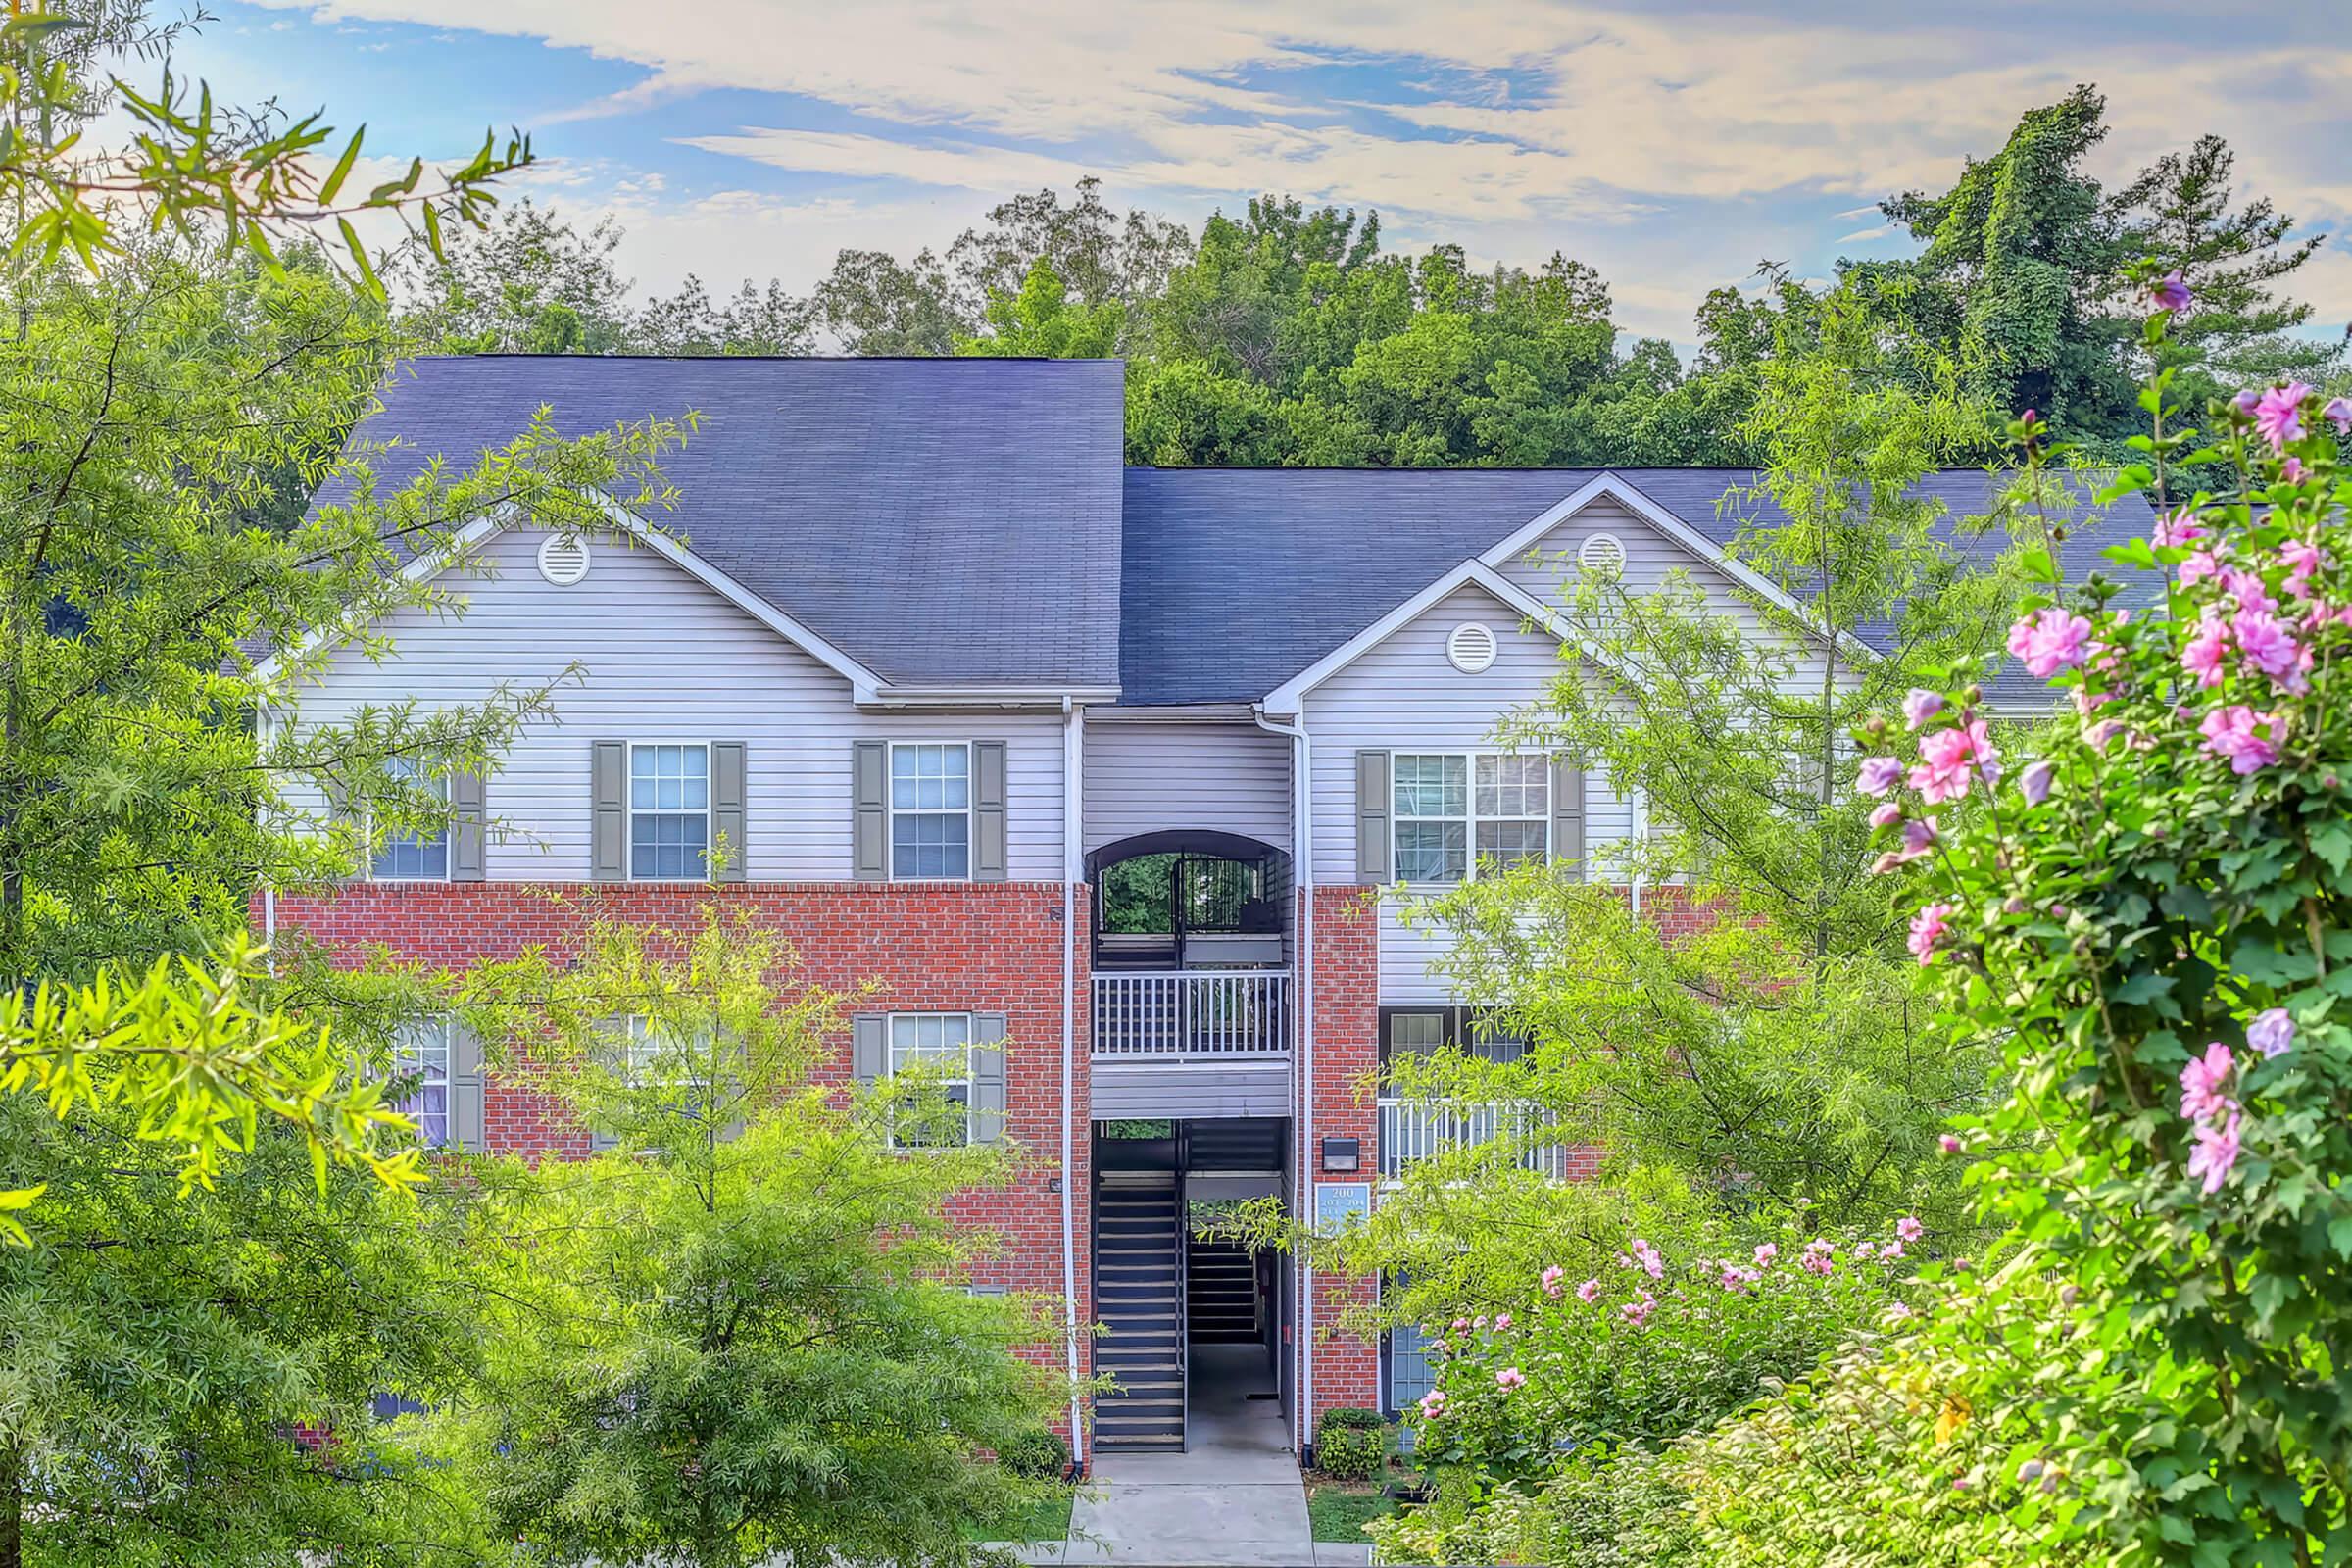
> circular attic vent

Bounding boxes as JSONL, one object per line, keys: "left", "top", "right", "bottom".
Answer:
{"left": 1578, "top": 532, "right": 1628, "bottom": 575}
{"left": 1446, "top": 621, "right": 1498, "bottom": 674}
{"left": 536, "top": 533, "right": 592, "bottom": 587}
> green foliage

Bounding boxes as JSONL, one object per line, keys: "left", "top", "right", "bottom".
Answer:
{"left": 0, "top": 1097, "right": 484, "bottom": 1567}
{"left": 439, "top": 909, "right": 1067, "bottom": 1568}
{"left": 1403, "top": 285, "right": 2007, "bottom": 1232}
{"left": 1, "top": 1, "right": 522, "bottom": 283}
{"left": 1858, "top": 86, "right": 2339, "bottom": 451}
{"left": 1315, "top": 1416, "right": 1389, "bottom": 1482}
{"left": 1836, "top": 308, "right": 2352, "bottom": 1559}
{"left": 997, "top": 1427, "right": 1069, "bottom": 1482}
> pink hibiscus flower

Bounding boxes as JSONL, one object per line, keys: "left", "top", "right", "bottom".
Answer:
{"left": 2198, "top": 706, "right": 2282, "bottom": 774}
{"left": 2253, "top": 383, "right": 2313, "bottom": 450}
{"left": 1907, "top": 903, "right": 1955, "bottom": 966}
{"left": 2007, "top": 608, "right": 2093, "bottom": 678}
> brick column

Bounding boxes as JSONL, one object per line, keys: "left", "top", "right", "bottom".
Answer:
{"left": 1305, "top": 884, "right": 1381, "bottom": 1440}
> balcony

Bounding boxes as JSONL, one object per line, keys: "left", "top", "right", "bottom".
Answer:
{"left": 1093, "top": 970, "right": 1292, "bottom": 1058}
{"left": 1377, "top": 1099, "right": 1570, "bottom": 1180}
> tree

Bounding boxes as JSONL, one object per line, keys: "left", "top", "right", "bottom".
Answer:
{"left": 1403, "top": 286, "right": 2006, "bottom": 1232}
{"left": 440, "top": 910, "right": 1069, "bottom": 1568}
{"left": 0, "top": 1094, "right": 485, "bottom": 1568}
{"left": 1858, "top": 86, "right": 2340, "bottom": 449}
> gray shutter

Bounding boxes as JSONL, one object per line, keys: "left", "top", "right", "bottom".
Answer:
{"left": 852, "top": 1013, "right": 887, "bottom": 1085}
{"left": 853, "top": 741, "right": 889, "bottom": 882}
{"left": 591, "top": 740, "right": 627, "bottom": 883}
{"left": 970, "top": 1013, "right": 1008, "bottom": 1144}
{"left": 1355, "top": 750, "right": 1392, "bottom": 886}
{"left": 450, "top": 1020, "right": 487, "bottom": 1152}
{"left": 711, "top": 741, "right": 747, "bottom": 884}
{"left": 450, "top": 770, "right": 486, "bottom": 883}
{"left": 1552, "top": 757, "right": 1586, "bottom": 883}
{"left": 972, "top": 741, "right": 1007, "bottom": 883}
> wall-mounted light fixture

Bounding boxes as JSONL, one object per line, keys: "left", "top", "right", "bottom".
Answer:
{"left": 1320, "top": 1136, "right": 1361, "bottom": 1174}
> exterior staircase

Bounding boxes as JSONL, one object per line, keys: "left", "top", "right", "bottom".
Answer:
{"left": 1093, "top": 1169, "right": 1185, "bottom": 1449}
{"left": 1186, "top": 1236, "right": 1259, "bottom": 1345}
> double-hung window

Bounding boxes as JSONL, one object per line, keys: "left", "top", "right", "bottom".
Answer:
{"left": 370, "top": 756, "right": 450, "bottom": 881}
{"left": 630, "top": 743, "right": 710, "bottom": 879}
{"left": 1392, "top": 753, "right": 1548, "bottom": 884}
{"left": 891, "top": 744, "right": 970, "bottom": 879}
{"left": 392, "top": 1019, "right": 453, "bottom": 1147}
{"left": 887, "top": 1012, "right": 972, "bottom": 1150}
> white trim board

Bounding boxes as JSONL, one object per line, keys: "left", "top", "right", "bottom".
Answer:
{"left": 1477, "top": 472, "right": 1880, "bottom": 667}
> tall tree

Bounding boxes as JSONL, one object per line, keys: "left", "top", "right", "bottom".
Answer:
{"left": 442, "top": 910, "right": 1069, "bottom": 1568}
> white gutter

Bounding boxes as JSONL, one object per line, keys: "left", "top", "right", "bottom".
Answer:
{"left": 1059, "top": 696, "right": 1087, "bottom": 1464}
{"left": 258, "top": 701, "right": 278, "bottom": 970}
{"left": 1254, "top": 706, "right": 1313, "bottom": 1452}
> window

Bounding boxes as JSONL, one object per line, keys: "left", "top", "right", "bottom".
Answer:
{"left": 1392, "top": 754, "right": 1549, "bottom": 884}
{"left": 888, "top": 1012, "right": 972, "bottom": 1149}
{"left": 1386, "top": 1319, "right": 1438, "bottom": 1417}
{"left": 891, "top": 744, "right": 970, "bottom": 879}
{"left": 392, "top": 1019, "right": 452, "bottom": 1147}
{"left": 370, "top": 757, "right": 449, "bottom": 881}
{"left": 630, "top": 743, "right": 710, "bottom": 879}
{"left": 1379, "top": 1008, "right": 1529, "bottom": 1076}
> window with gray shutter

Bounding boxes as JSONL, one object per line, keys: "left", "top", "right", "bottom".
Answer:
{"left": 449, "top": 1020, "right": 487, "bottom": 1152}
{"left": 450, "top": 770, "right": 486, "bottom": 882}
{"left": 1551, "top": 756, "right": 1586, "bottom": 882}
{"left": 971, "top": 1012, "right": 1008, "bottom": 1144}
{"left": 851, "top": 1012, "right": 887, "bottom": 1083}
{"left": 852, "top": 743, "right": 888, "bottom": 882}
{"left": 591, "top": 740, "right": 627, "bottom": 882}
{"left": 971, "top": 741, "right": 1006, "bottom": 882}
{"left": 1355, "top": 750, "right": 1391, "bottom": 885}
{"left": 710, "top": 741, "right": 747, "bottom": 883}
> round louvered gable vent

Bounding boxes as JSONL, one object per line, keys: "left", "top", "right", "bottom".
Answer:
{"left": 1446, "top": 621, "right": 1498, "bottom": 674}
{"left": 1578, "top": 532, "right": 1627, "bottom": 575}
{"left": 536, "top": 533, "right": 592, "bottom": 587}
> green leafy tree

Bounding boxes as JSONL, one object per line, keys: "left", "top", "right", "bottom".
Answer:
{"left": 0, "top": 1094, "right": 485, "bottom": 1568}
{"left": 1405, "top": 286, "right": 2002, "bottom": 1232}
{"left": 954, "top": 257, "right": 1124, "bottom": 359}
{"left": 440, "top": 910, "right": 1069, "bottom": 1568}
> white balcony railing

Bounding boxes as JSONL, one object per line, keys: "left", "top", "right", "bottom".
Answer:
{"left": 1378, "top": 1098, "right": 1571, "bottom": 1179}
{"left": 1092, "top": 971, "right": 1291, "bottom": 1057}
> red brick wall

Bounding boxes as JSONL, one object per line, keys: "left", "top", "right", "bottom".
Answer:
{"left": 267, "top": 879, "right": 1095, "bottom": 1440}
{"left": 1306, "top": 884, "right": 1381, "bottom": 1438}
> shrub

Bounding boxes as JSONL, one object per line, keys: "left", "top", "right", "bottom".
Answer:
{"left": 998, "top": 1426, "right": 1068, "bottom": 1482}
{"left": 1316, "top": 1411, "right": 1389, "bottom": 1481}
{"left": 1840, "top": 295, "right": 2352, "bottom": 1560}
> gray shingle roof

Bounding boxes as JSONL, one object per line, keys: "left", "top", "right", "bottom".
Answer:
{"left": 1119, "top": 466, "right": 2160, "bottom": 707}
{"left": 343, "top": 356, "right": 1126, "bottom": 689}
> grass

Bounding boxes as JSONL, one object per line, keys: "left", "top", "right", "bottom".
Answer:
{"left": 961, "top": 1488, "right": 1075, "bottom": 1544}
{"left": 1305, "top": 1477, "right": 1398, "bottom": 1544}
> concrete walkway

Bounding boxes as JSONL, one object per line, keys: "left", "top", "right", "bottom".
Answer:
{"left": 1020, "top": 1344, "right": 1364, "bottom": 1567}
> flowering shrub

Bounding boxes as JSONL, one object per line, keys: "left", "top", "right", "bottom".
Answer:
{"left": 1398, "top": 1220, "right": 1920, "bottom": 1488}
{"left": 1850, "top": 282, "right": 2352, "bottom": 1560}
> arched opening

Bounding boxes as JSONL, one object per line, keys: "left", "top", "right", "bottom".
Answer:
{"left": 1086, "top": 829, "right": 1290, "bottom": 973}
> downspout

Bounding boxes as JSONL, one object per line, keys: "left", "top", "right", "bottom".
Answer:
{"left": 258, "top": 701, "right": 277, "bottom": 971}
{"left": 1253, "top": 706, "right": 1312, "bottom": 1453}
{"left": 1059, "top": 696, "right": 1087, "bottom": 1465}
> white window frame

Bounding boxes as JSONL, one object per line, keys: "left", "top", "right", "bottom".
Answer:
{"left": 368, "top": 756, "right": 451, "bottom": 883}
{"left": 887, "top": 741, "right": 975, "bottom": 883}
{"left": 886, "top": 1011, "right": 974, "bottom": 1151}
{"left": 627, "top": 740, "right": 711, "bottom": 883}
{"left": 1391, "top": 752, "right": 1549, "bottom": 886}
{"left": 391, "top": 1018, "right": 454, "bottom": 1148}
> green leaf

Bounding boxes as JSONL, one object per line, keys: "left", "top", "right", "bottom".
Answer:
{"left": 318, "top": 125, "right": 366, "bottom": 206}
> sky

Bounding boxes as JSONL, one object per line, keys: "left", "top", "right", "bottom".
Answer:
{"left": 181, "top": 0, "right": 2352, "bottom": 350}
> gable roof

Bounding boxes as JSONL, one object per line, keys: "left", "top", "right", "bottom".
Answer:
{"left": 1260, "top": 560, "right": 1582, "bottom": 713}
{"left": 1119, "top": 466, "right": 2158, "bottom": 707}
{"left": 336, "top": 356, "right": 1126, "bottom": 692}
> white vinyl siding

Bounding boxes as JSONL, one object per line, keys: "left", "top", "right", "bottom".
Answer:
{"left": 1298, "top": 580, "right": 1636, "bottom": 1004}
{"left": 1082, "top": 719, "right": 1293, "bottom": 855}
{"left": 281, "top": 528, "right": 1066, "bottom": 880}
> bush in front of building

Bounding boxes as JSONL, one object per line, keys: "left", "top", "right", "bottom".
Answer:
{"left": 999, "top": 1426, "right": 1069, "bottom": 1481}
{"left": 1316, "top": 1408, "right": 1390, "bottom": 1481}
